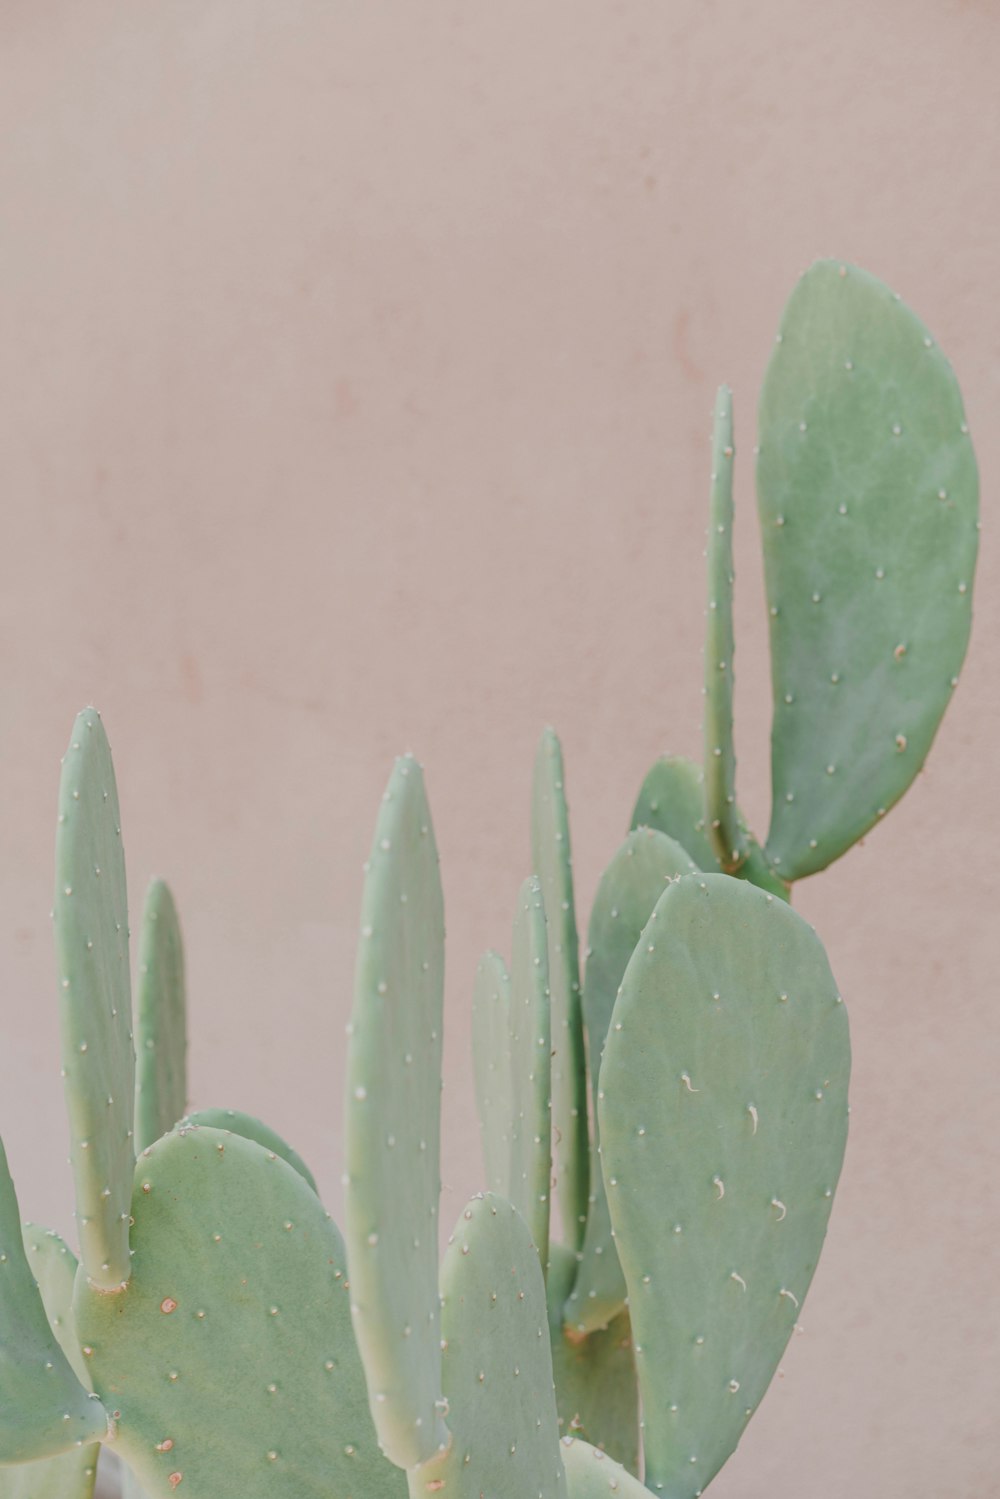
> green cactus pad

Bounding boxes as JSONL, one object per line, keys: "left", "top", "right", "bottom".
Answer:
{"left": 134, "top": 881, "right": 187, "bottom": 1153}
{"left": 471, "top": 951, "right": 512, "bottom": 1196}
{"left": 177, "top": 1110, "right": 318, "bottom": 1195}
{"left": 345, "top": 755, "right": 448, "bottom": 1468}
{"left": 408, "top": 1194, "right": 566, "bottom": 1499}
{"left": 53, "top": 709, "right": 135, "bottom": 1292}
{"left": 0, "top": 1140, "right": 108, "bottom": 1464}
{"left": 565, "top": 830, "right": 697, "bottom": 1336}
{"left": 559, "top": 1436, "right": 650, "bottom": 1499}
{"left": 758, "top": 260, "right": 980, "bottom": 880}
{"left": 630, "top": 758, "right": 716, "bottom": 870}
{"left": 532, "top": 729, "right": 588, "bottom": 1252}
{"left": 599, "top": 875, "right": 849, "bottom": 1498}
{"left": 75, "top": 1125, "right": 402, "bottom": 1499}
{"left": 547, "top": 1244, "right": 639, "bottom": 1474}
{"left": 0, "top": 1222, "right": 101, "bottom": 1498}
{"left": 703, "top": 385, "right": 747, "bottom": 872}
{"left": 632, "top": 758, "right": 788, "bottom": 902}
{"left": 506, "top": 876, "right": 552, "bottom": 1264}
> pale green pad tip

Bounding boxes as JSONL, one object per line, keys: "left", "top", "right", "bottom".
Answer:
{"left": 0, "top": 1140, "right": 107, "bottom": 1463}
{"left": 566, "top": 829, "right": 697, "bottom": 1336}
{"left": 134, "top": 880, "right": 187, "bottom": 1153}
{"left": 560, "top": 1436, "right": 650, "bottom": 1499}
{"left": 506, "top": 876, "right": 552, "bottom": 1264}
{"left": 178, "top": 1109, "right": 319, "bottom": 1195}
{"left": 758, "top": 259, "right": 979, "bottom": 880}
{"left": 0, "top": 1224, "right": 99, "bottom": 1499}
{"left": 409, "top": 1194, "right": 567, "bottom": 1499}
{"left": 54, "top": 708, "right": 135, "bottom": 1291}
{"left": 471, "top": 951, "right": 512, "bottom": 1196}
{"left": 599, "top": 875, "right": 850, "bottom": 1499}
{"left": 75, "top": 1125, "right": 402, "bottom": 1499}
{"left": 703, "top": 384, "right": 746, "bottom": 871}
{"left": 531, "top": 729, "right": 588, "bottom": 1252}
{"left": 547, "top": 1244, "right": 639, "bottom": 1474}
{"left": 345, "top": 754, "right": 447, "bottom": 1468}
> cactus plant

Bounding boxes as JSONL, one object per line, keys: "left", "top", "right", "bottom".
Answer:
{"left": 0, "top": 261, "right": 977, "bottom": 1499}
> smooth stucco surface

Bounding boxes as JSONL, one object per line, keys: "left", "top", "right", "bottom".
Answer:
{"left": 1, "top": 5, "right": 997, "bottom": 1495}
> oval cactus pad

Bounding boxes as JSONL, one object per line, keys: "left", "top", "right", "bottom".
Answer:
{"left": 76, "top": 1126, "right": 402, "bottom": 1499}
{"left": 599, "top": 875, "right": 850, "bottom": 1498}
{"left": 758, "top": 260, "right": 979, "bottom": 879}
{"left": 345, "top": 755, "right": 448, "bottom": 1468}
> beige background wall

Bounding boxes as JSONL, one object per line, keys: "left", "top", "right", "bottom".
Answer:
{"left": 1, "top": 3, "right": 997, "bottom": 1494}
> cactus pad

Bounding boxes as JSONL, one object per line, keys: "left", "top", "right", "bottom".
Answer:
{"left": 532, "top": 729, "right": 588, "bottom": 1251}
{"left": 703, "top": 385, "right": 746, "bottom": 872}
{"left": 630, "top": 758, "right": 717, "bottom": 871}
{"left": 0, "top": 1139, "right": 108, "bottom": 1463}
{"left": 53, "top": 709, "right": 135, "bottom": 1291}
{"left": 599, "top": 875, "right": 850, "bottom": 1498}
{"left": 178, "top": 1109, "right": 318, "bottom": 1194}
{"left": 559, "top": 1436, "right": 650, "bottom": 1499}
{"left": 471, "top": 951, "right": 512, "bottom": 1196}
{"left": 546, "top": 1244, "right": 639, "bottom": 1475}
{"left": 345, "top": 755, "right": 448, "bottom": 1468}
{"left": 75, "top": 1125, "right": 401, "bottom": 1499}
{"left": 409, "top": 1194, "right": 566, "bottom": 1499}
{"left": 505, "top": 876, "right": 552, "bottom": 1263}
{"left": 134, "top": 880, "right": 187, "bottom": 1153}
{"left": 758, "top": 260, "right": 979, "bottom": 879}
{"left": 565, "top": 829, "right": 696, "bottom": 1336}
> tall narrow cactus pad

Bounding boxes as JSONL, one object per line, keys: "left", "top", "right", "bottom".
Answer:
{"left": 471, "top": 951, "right": 512, "bottom": 1195}
{"left": 134, "top": 880, "right": 186, "bottom": 1153}
{"left": 178, "top": 1108, "right": 318, "bottom": 1194}
{"left": 532, "top": 729, "right": 588, "bottom": 1251}
{"left": 0, "top": 1139, "right": 107, "bottom": 1463}
{"left": 565, "top": 830, "right": 696, "bottom": 1336}
{"left": 599, "top": 875, "right": 850, "bottom": 1499}
{"left": 345, "top": 755, "right": 448, "bottom": 1468}
{"left": 758, "top": 260, "right": 979, "bottom": 879}
{"left": 408, "top": 1194, "right": 567, "bottom": 1499}
{"left": 547, "top": 1244, "right": 639, "bottom": 1474}
{"left": 53, "top": 709, "right": 135, "bottom": 1291}
{"left": 75, "top": 1125, "right": 402, "bottom": 1499}
{"left": 506, "top": 876, "right": 552, "bottom": 1264}
{"left": 0, "top": 1225, "right": 100, "bottom": 1498}
{"left": 703, "top": 385, "right": 747, "bottom": 872}
{"left": 560, "top": 1437, "right": 650, "bottom": 1499}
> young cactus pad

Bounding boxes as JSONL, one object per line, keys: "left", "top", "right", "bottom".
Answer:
{"left": 134, "top": 879, "right": 187, "bottom": 1153}
{"left": 53, "top": 708, "right": 135, "bottom": 1292}
{"left": 0, "top": 1139, "right": 108, "bottom": 1464}
{"left": 532, "top": 729, "right": 588, "bottom": 1250}
{"left": 344, "top": 755, "right": 448, "bottom": 1468}
{"left": 564, "top": 828, "right": 697, "bottom": 1337}
{"left": 472, "top": 878, "right": 552, "bottom": 1266}
{"left": 758, "top": 260, "right": 979, "bottom": 879}
{"left": 599, "top": 875, "right": 850, "bottom": 1498}
{"left": 409, "top": 1193, "right": 567, "bottom": 1499}
{"left": 75, "top": 1124, "right": 402, "bottom": 1499}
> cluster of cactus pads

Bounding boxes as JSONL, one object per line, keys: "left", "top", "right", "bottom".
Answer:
{"left": 0, "top": 262, "right": 978, "bottom": 1499}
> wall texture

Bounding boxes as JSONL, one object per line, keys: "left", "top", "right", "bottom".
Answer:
{"left": 1, "top": 3, "right": 997, "bottom": 1495}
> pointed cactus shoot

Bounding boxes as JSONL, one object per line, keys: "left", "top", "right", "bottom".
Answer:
{"left": 345, "top": 755, "right": 448, "bottom": 1469}
{"left": 53, "top": 709, "right": 135, "bottom": 1292}
{"left": 134, "top": 879, "right": 187, "bottom": 1153}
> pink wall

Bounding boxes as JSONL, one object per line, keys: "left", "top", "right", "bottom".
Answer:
{"left": 1, "top": 3, "right": 997, "bottom": 1494}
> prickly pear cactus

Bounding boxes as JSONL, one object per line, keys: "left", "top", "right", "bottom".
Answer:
{"left": 134, "top": 880, "right": 186, "bottom": 1153}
